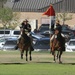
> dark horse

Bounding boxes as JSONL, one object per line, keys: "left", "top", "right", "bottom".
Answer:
{"left": 50, "top": 34, "right": 65, "bottom": 63}
{"left": 18, "top": 31, "right": 33, "bottom": 61}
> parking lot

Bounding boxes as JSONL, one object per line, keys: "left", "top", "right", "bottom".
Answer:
{"left": 0, "top": 24, "right": 75, "bottom": 52}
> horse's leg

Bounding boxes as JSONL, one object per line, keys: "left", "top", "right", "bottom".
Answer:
{"left": 57, "top": 51, "right": 59, "bottom": 59}
{"left": 21, "top": 49, "right": 24, "bottom": 59}
{"left": 59, "top": 51, "right": 63, "bottom": 64}
{"left": 21, "top": 53, "right": 23, "bottom": 59}
{"left": 26, "top": 49, "right": 28, "bottom": 61}
{"left": 53, "top": 51, "right": 56, "bottom": 62}
{"left": 51, "top": 50, "right": 56, "bottom": 62}
{"left": 29, "top": 48, "right": 32, "bottom": 61}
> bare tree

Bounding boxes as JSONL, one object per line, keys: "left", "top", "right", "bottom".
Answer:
{"left": 0, "top": 0, "right": 7, "bottom": 8}
{"left": 58, "top": 13, "right": 73, "bottom": 25}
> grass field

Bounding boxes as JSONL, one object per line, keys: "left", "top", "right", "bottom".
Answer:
{"left": 0, "top": 50, "right": 75, "bottom": 75}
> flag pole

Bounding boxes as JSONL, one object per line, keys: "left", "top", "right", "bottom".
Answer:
{"left": 42, "top": 4, "right": 55, "bottom": 52}
{"left": 49, "top": 4, "right": 55, "bottom": 52}
{"left": 49, "top": 4, "right": 52, "bottom": 52}
{"left": 49, "top": 4, "right": 55, "bottom": 37}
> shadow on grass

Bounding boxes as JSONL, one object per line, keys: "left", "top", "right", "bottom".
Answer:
{"left": 0, "top": 63, "right": 26, "bottom": 65}
{"left": 62, "top": 63, "right": 75, "bottom": 65}
{"left": 36, "top": 61, "right": 53, "bottom": 64}
{"left": 36, "top": 61, "right": 75, "bottom": 65}
{"left": 0, "top": 62, "right": 75, "bottom": 65}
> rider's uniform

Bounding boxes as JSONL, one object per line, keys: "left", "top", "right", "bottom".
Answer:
{"left": 20, "top": 23, "right": 31, "bottom": 43}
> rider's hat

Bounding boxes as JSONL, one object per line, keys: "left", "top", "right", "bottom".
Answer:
{"left": 56, "top": 20, "right": 60, "bottom": 24}
{"left": 54, "top": 28, "right": 59, "bottom": 31}
{"left": 24, "top": 19, "right": 28, "bottom": 22}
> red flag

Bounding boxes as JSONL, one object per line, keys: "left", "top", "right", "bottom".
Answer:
{"left": 43, "top": 5, "right": 55, "bottom": 16}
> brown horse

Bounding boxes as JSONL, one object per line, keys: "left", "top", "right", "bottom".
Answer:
{"left": 50, "top": 35, "right": 65, "bottom": 63}
{"left": 18, "top": 34, "right": 33, "bottom": 61}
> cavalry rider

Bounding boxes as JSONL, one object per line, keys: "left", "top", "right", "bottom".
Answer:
{"left": 15, "top": 19, "right": 34, "bottom": 51}
{"left": 50, "top": 20, "right": 65, "bottom": 53}
{"left": 20, "top": 19, "right": 31, "bottom": 41}
{"left": 50, "top": 20, "right": 64, "bottom": 42}
{"left": 55, "top": 20, "right": 62, "bottom": 34}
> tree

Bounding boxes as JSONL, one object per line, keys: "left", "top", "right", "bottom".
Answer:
{"left": 0, "top": 7, "right": 20, "bottom": 29}
{"left": 0, "top": 7, "right": 13, "bottom": 23}
{"left": 57, "top": 13, "right": 73, "bottom": 25}
{"left": 0, "top": 0, "right": 7, "bottom": 8}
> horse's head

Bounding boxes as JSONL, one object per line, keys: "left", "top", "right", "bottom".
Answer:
{"left": 54, "top": 28, "right": 59, "bottom": 35}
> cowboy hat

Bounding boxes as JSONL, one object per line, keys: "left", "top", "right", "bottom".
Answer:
{"left": 56, "top": 20, "right": 60, "bottom": 24}
{"left": 54, "top": 28, "right": 59, "bottom": 31}
{"left": 24, "top": 19, "right": 28, "bottom": 22}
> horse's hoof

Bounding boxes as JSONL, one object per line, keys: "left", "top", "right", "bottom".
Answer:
{"left": 59, "top": 61, "right": 62, "bottom": 64}
{"left": 30, "top": 57, "right": 32, "bottom": 61}
{"left": 57, "top": 56, "right": 58, "bottom": 59}
{"left": 21, "top": 55, "right": 23, "bottom": 59}
{"left": 30, "top": 56, "right": 32, "bottom": 61}
{"left": 53, "top": 59, "right": 56, "bottom": 63}
{"left": 54, "top": 59, "right": 55, "bottom": 61}
{"left": 52, "top": 52, "right": 54, "bottom": 55}
{"left": 21, "top": 54, "right": 23, "bottom": 59}
{"left": 26, "top": 59, "right": 28, "bottom": 61}
{"left": 21, "top": 56, "right": 23, "bottom": 59}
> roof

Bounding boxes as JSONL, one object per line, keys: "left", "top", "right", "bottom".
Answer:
{"left": 4, "top": 0, "right": 75, "bottom": 13}
{"left": 5, "top": 0, "right": 63, "bottom": 12}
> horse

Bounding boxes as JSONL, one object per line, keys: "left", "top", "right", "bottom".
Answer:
{"left": 50, "top": 34, "right": 65, "bottom": 63}
{"left": 18, "top": 30, "right": 33, "bottom": 61}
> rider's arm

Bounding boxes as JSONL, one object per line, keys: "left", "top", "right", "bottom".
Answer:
{"left": 50, "top": 34, "right": 58, "bottom": 41}
{"left": 27, "top": 24, "right": 31, "bottom": 32}
{"left": 61, "top": 33, "right": 65, "bottom": 37}
{"left": 50, "top": 35, "right": 55, "bottom": 41}
{"left": 19, "top": 25, "right": 23, "bottom": 34}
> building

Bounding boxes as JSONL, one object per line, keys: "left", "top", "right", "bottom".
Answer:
{"left": 3, "top": 0, "right": 75, "bottom": 28}
{"left": 3, "top": 0, "right": 75, "bottom": 13}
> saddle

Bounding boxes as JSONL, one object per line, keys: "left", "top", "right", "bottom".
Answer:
{"left": 20, "top": 36, "right": 30, "bottom": 45}
{"left": 19, "top": 36, "right": 34, "bottom": 51}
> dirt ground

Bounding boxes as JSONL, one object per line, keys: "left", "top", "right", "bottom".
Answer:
{"left": 0, "top": 50, "right": 75, "bottom": 64}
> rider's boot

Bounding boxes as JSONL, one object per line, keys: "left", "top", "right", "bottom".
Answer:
{"left": 15, "top": 38, "right": 20, "bottom": 50}
{"left": 30, "top": 45, "right": 34, "bottom": 51}
{"left": 15, "top": 45, "right": 18, "bottom": 50}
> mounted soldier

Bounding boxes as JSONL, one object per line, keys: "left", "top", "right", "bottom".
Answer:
{"left": 50, "top": 20, "right": 65, "bottom": 53}
{"left": 50, "top": 20, "right": 65, "bottom": 63}
{"left": 50, "top": 20, "right": 64, "bottom": 42}
{"left": 15, "top": 19, "right": 34, "bottom": 51}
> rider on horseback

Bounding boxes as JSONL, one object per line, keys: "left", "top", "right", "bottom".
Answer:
{"left": 50, "top": 20, "right": 65, "bottom": 63}
{"left": 50, "top": 20, "right": 64, "bottom": 41}
{"left": 15, "top": 19, "right": 34, "bottom": 51}
{"left": 50, "top": 20, "right": 65, "bottom": 51}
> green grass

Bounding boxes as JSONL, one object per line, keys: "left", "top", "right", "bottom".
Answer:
{"left": 0, "top": 63, "right": 75, "bottom": 75}
{"left": 0, "top": 51, "right": 75, "bottom": 75}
